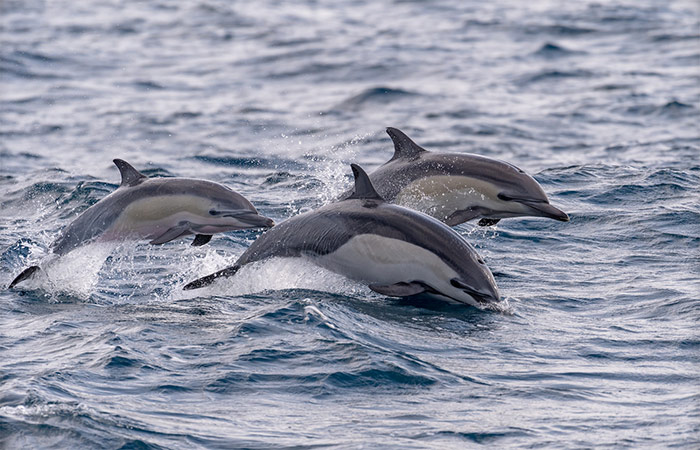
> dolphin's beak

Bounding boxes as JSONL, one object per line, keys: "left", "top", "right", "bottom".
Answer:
{"left": 469, "top": 290, "right": 499, "bottom": 305}
{"left": 521, "top": 201, "right": 570, "bottom": 222}
{"left": 212, "top": 209, "right": 275, "bottom": 229}
{"left": 470, "top": 285, "right": 500, "bottom": 304}
{"left": 222, "top": 211, "right": 274, "bottom": 228}
{"left": 451, "top": 278, "right": 500, "bottom": 304}
{"left": 240, "top": 213, "right": 275, "bottom": 228}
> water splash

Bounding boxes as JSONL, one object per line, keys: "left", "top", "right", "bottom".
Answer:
{"left": 13, "top": 242, "right": 116, "bottom": 300}
{"left": 305, "top": 133, "right": 370, "bottom": 205}
{"left": 176, "top": 257, "right": 367, "bottom": 300}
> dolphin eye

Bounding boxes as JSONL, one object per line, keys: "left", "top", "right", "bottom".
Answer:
{"left": 477, "top": 258, "right": 485, "bottom": 265}
{"left": 209, "top": 209, "right": 218, "bottom": 216}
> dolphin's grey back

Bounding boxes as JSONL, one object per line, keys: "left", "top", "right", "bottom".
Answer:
{"left": 52, "top": 177, "right": 257, "bottom": 255}
{"left": 116, "top": 177, "right": 258, "bottom": 209}
{"left": 236, "top": 199, "right": 481, "bottom": 274}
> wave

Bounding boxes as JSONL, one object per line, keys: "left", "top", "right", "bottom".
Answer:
{"left": 531, "top": 42, "right": 584, "bottom": 58}
{"left": 331, "top": 86, "right": 422, "bottom": 112}
{"left": 618, "top": 100, "right": 696, "bottom": 118}
{"left": 516, "top": 69, "right": 595, "bottom": 85}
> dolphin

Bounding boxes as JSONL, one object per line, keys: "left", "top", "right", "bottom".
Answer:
{"left": 184, "top": 164, "right": 500, "bottom": 309}
{"left": 8, "top": 159, "right": 274, "bottom": 288}
{"left": 339, "top": 127, "right": 569, "bottom": 227}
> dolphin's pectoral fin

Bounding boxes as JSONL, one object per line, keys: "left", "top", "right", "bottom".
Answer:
{"left": 478, "top": 218, "right": 501, "bottom": 227}
{"left": 444, "top": 208, "right": 481, "bottom": 227}
{"left": 183, "top": 265, "right": 241, "bottom": 290}
{"left": 369, "top": 282, "right": 427, "bottom": 297}
{"left": 9, "top": 265, "right": 41, "bottom": 289}
{"left": 149, "top": 224, "right": 192, "bottom": 245}
{"left": 191, "top": 234, "right": 213, "bottom": 246}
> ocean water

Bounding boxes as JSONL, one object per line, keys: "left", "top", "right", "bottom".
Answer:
{"left": 1, "top": 0, "right": 699, "bottom": 448}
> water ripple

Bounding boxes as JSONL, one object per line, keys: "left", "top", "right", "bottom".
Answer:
{"left": 1, "top": 0, "right": 698, "bottom": 448}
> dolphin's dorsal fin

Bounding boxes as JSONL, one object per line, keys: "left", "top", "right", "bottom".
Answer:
{"left": 113, "top": 159, "right": 147, "bottom": 187}
{"left": 347, "top": 164, "right": 384, "bottom": 202}
{"left": 386, "top": 127, "right": 427, "bottom": 162}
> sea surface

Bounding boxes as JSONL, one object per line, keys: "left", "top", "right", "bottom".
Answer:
{"left": 1, "top": 0, "right": 699, "bottom": 448}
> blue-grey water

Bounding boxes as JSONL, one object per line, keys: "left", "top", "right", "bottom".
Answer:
{"left": 1, "top": 0, "right": 699, "bottom": 448}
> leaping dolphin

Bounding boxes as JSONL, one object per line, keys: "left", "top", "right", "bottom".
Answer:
{"left": 184, "top": 164, "right": 500, "bottom": 309}
{"left": 340, "top": 127, "right": 569, "bottom": 227}
{"left": 8, "top": 159, "right": 274, "bottom": 288}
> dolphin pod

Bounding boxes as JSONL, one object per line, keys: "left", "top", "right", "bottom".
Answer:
{"left": 8, "top": 159, "right": 274, "bottom": 288}
{"left": 184, "top": 164, "right": 500, "bottom": 308}
{"left": 9, "top": 130, "right": 570, "bottom": 309}
{"left": 340, "top": 127, "right": 569, "bottom": 227}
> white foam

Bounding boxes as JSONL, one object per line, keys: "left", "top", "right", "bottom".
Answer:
{"left": 23, "top": 242, "right": 117, "bottom": 299}
{"left": 176, "top": 257, "right": 368, "bottom": 300}
{"left": 484, "top": 296, "right": 515, "bottom": 315}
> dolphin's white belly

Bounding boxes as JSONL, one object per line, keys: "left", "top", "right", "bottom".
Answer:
{"left": 394, "top": 175, "right": 529, "bottom": 219}
{"left": 313, "top": 234, "right": 458, "bottom": 291}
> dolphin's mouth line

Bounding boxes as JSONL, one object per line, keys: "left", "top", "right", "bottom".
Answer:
{"left": 463, "top": 290, "right": 493, "bottom": 305}
{"left": 419, "top": 281, "right": 493, "bottom": 306}
{"left": 449, "top": 278, "right": 498, "bottom": 304}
